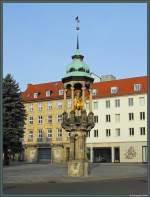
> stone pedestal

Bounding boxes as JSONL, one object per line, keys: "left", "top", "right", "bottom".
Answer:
{"left": 68, "top": 160, "right": 89, "bottom": 177}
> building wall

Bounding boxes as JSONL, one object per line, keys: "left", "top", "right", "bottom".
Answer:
{"left": 23, "top": 92, "right": 147, "bottom": 163}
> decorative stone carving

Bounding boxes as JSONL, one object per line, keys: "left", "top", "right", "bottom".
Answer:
{"left": 124, "top": 146, "right": 136, "bottom": 159}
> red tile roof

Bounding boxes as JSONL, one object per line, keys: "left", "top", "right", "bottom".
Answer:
{"left": 21, "top": 76, "right": 147, "bottom": 102}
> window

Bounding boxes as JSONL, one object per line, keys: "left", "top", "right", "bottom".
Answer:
{"left": 38, "top": 102, "right": 42, "bottom": 111}
{"left": 57, "top": 128, "right": 62, "bottom": 138}
{"left": 106, "top": 114, "right": 111, "bottom": 122}
{"left": 46, "top": 90, "right": 51, "bottom": 97}
{"left": 140, "top": 112, "right": 145, "bottom": 120}
{"left": 57, "top": 101, "right": 62, "bottom": 109}
{"left": 38, "top": 115, "right": 42, "bottom": 124}
{"left": 86, "top": 131, "right": 90, "bottom": 137}
{"left": 129, "top": 113, "right": 134, "bottom": 121}
{"left": 129, "top": 128, "right": 134, "bottom": 136}
{"left": 48, "top": 115, "right": 52, "bottom": 123}
{"left": 38, "top": 129, "right": 43, "bottom": 138}
{"left": 67, "top": 100, "right": 71, "bottom": 108}
{"left": 47, "top": 101, "right": 52, "bottom": 109}
{"left": 115, "top": 99, "right": 120, "bottom": 107}
{"left": 106, "top": 129, "right": 111, "bottom": 137}
{"left": 57, "top": 114, "right": 62, "bottom": 123}
{"left": 94, "top": 130, "right": 98, "bottom": 137}
{"left": 34, "top": 92, "right": 39, "bottom": 98}
{"left": 93, "top": 101, "right": 98, "bottom": 110}
{"left": 29, "top": 103, "right": 33, "bottom": 112}
{"left": 134, "top": 83, "right": 141, "bottom": 92}
{"left": 59, "top": 89, "right": 64, "bottom": 95}
{"left": 106, "top": 100, "right": 110, "bottom": 108}
{"left": 94, "top": 115, "right": 98, "bottom": 123}
{"left": 47, "top": 128, "right": 52, "bottom": 138}
{"left": 128, "top": 98, "right": 134, "bottom": 107}
{"left": 92, "top": 89, "right": 97, "bottom": 96}
{"left": 115, "top": 128, "right": 120, "bottom": 136}
{"left": 28, "top": 130, "right": 33, "bottom": 141}
{"left": 115, "top": 114, "right": 120, "bottom": 122}
{"left": 140, "top": 127, "right": 145, "bottom": 135}
{"left": 29, "top": 116, "right": 33, "bottom": 124}
{"left": 139, "top": 97, "right": 145, "bottom": 106}
{"left": 111, "top": 87, "right": 118, "bottom": 94}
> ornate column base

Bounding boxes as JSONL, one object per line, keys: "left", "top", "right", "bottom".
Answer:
{"left": 68, "top": 160, "right": 89, "bottom": 177}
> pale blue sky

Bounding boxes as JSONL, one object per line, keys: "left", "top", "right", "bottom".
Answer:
{"left": 3, "top": 3, "right": 147, "bottom": 91}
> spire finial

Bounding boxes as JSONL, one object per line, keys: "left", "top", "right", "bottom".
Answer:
{"left": 75, "top": 16, "right": 80, "bottom": 49}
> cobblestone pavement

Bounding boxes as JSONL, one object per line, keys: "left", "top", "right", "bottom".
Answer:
{"left": 3, "top": 162, "right": 147, "bottom": 184}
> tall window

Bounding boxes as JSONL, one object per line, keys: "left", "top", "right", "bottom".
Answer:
{"left": 28, "top": 130, "right": 33, "bottom": 141}
{"left": 115, "top": 128, "right": 120, "bottom": 136}
{"left": 87, "top": 131, "right": 90, "bottom": 137}
{"left": 140, "top": 112, "right": 145, "bottom": 120}
{"left": 47, "top": 128, "right": 52, "bottom": 138}
{"left": 29, "top": 116, "right": 33, "bottom": 124}
{"left": 115, "top": 114, "right": 120, "bottom": 122}
{"left": 86, "top": 102, "right": 90, "bottom": 110}
{"left": 92, "top": 89, "right": 97, "bottom": 96}
{"left": 48, "top": 115, "right": 52, "bottom": 123}
{"left": 29, "top": 103, "right": 33, "bottom": 112}
{"left": 59, "top": 89, "right": 64, "bottom": 95}
{"left": 106, "top": 129, "right": 111, "bottom": 137}
{"left": 134, "top": 83, "right": 141, "bottom": 92}
{"left": 115, "top": 99, "right": 120, "bottom": 107}
{"left": 129, "top": 128, "right": 134, "bottom": 136}
{"left": 57, "top": 114, "right": 62, "bottom": 123}
{"left": 94, "top": 115, "right": 98, "bottom": 123}
{"left": 38, "top": 102, "right": 42, "bottom": 111}
{"left": 140, "top": 127, "right": 145, "bottom": 135}
{"left": 57, "top": 128, "right": 62, "bottom": 138}
{"left": 47, "top": 101, "right": 52, "bottom": 110}
{"left": 128, "top": 98, "right": 134, "bottom": 107}
{"left": 57, "top": 101, "right": 62, "bottom": 109}
{"left": 34, "top": 92, "right": 39, "bottom": 98}
{"left": 106, "top": 114, "right": 111, "bottom": 122}
{"left": 38, "top": 129, "right": 43, "bottom": 138}
{"left": 46, "top": 90, "right": 51, "bottom": 97}
{"left": 129, "top": 113, "right": 134, "bottom": 121}
{"left": 38, "top": 115, "right": 42, "bottom": 124}
{"left": 139, "top": 97, "right": 145, "bottom": 106}
{"left": 106, "top": 100, "right": 110, "bottom": 108}
{"left": 94, "top": 130, "right": 98, "bottom": 137}
{"left": 93, "top": 101, "right": 98, "bottom": 110}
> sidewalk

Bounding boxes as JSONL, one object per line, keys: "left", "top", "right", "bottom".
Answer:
{"left": 3, "top": 162, "right": 148, "bottom": 184}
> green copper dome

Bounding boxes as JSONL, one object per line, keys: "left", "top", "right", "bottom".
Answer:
{"left": 64, "top": 49, "right": 91, "bottom": 78}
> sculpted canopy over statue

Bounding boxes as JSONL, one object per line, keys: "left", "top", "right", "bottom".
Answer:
{"left": 73, "top": 89, "right": 83, "bottom": 111}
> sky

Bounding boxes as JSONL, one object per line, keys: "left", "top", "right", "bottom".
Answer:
{"left": 3, "top": 3, "right": 147, "bottom": 91}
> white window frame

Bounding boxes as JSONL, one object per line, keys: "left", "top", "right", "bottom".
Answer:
{"left": 57, "top": 114, "right": 62, "bottom": 123}
{"left": 115, "top": 99, "right": 120, "bottom": 107}
{"left": 115, "top": 114, "right": 120, "bottom": 123}
{"left": 57, "top": 101, "right": 62, "bottom": 109}
{"left": 111, "top": 86, "right": 118, "bottom": 94}
{"left": 57, "top": 128, "right": 62, "bottom": 138}
{"left": 29, "top": 103, "right": 33, "bottom": 112}
{"left": 93, "top": 101, "right": 98, "bottom": 110}
{"left": 47, "top": 101, "right": 52, "bottom": 110}
{"left": 139, "top": 97, "right": 145, "bottom": 106}
{"left": 94, "top": 129, "right": 98, "bottom": 137}
{"left": 38, "top": 129, "right": 43, "bottom": 138}
{"left": 46, "top": 90, "right": 51, "bottom": 97}
{"left": 106, "top": 129, "right": 111, "bottom": 137}
{"left": 134, "top": 83, "right": 141, "bottom": 92}
{"left": 106, "top": 100, "right": 110, "bottom": 108}
{"left": 92, "top": 89, "right": 97, "bottom": 96}
{"left": 59, "top": 89, "right": 64, "bottom": 95}
{"left": 29, "top": 116, "right": 33, "bottom": 124}
{"left": 28, "top": 130, "right": 33, "bottom": 140}
{"left": 140, "top": 127, "right": 145, "bottom": 135}
{"left": 128, "top": 98, "right": 134, "bottom": 107}
{"left": 129, "top": 128, "right": 134, "bottom": 136}
{"left": 38, "top": 115, "right": 42, "bottom": 124}
{"left": 48, "top": 114, "right": 52, "bottom": 123}
{"left": 115, "top": 128, "right": 120, "bottom": 137}
{"left": 34, "top": 92, "right": 39, "bottom": 98}
{"left": 38, "top": 102, "right": 42, "bottom": 111}
{"left": 47, "top": 128, "right": 52, "bottom": 138}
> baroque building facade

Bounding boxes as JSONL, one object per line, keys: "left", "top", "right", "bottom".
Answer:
{"left": 21, "top": 73, "right": 147, "bottom": 163}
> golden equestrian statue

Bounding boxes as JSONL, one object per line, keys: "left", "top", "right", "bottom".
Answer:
{"left": 74, "top": 90, "right": 83, "bottom": 110}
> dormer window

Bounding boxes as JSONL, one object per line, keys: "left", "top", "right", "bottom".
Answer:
{"left": 92, "top": 89, "right": 97, "bottom": 96}
{"left": 46, "top": 90, "right": 51, "bottom": 97}
{"left": 34, "top": 92, "right": 39, "bottom": 98}
{"left": 110, "top": 87, "right": 118, "bottom": 94}
{"left": 134, "top": 83, "right": 141, "bottom": 92}
{"left": 59, "top": 89, "right": 64, "bottom": 95}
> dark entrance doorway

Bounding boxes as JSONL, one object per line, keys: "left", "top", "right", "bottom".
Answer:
{"left": 93, "top": 147, "right": 111, "bottom": 163}
{"left": 66, "top": 147, "right": 70, "bottom": 161}
{"left": 114, "top": 147, "right": 120, "bottom": 163}
{"left": 38, "top": 148, "right": 51, "bottom": 162}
